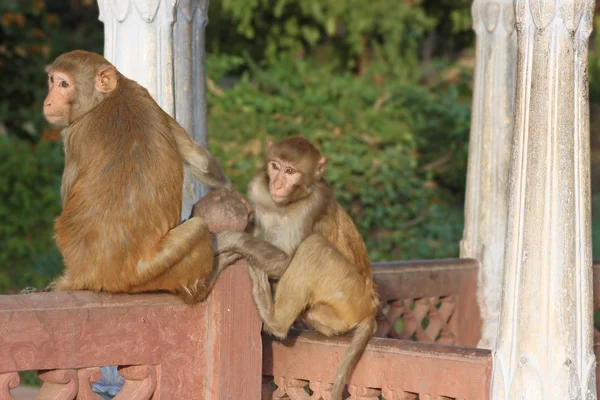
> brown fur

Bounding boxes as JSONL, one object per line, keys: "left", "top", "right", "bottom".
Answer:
{"left": 212, "top": 137, "right": 378, "bottom": 399}
{"left": 45, "top": 50, "right": 229, "bottom": 303}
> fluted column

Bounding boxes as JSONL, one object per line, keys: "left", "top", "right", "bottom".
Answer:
{"left": 491, "top": 1, "right": 596, "bottom": 399}
{"left": 460, "top": 0, "right": 517, "bottom": 349}
{"left": 97, "top": 0, "right": 211, "bottom": 217}
{"left": 174, "top": 0, "right": 210, "bottom": 214}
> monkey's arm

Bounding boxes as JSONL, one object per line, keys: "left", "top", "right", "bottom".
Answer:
{"left": 213, "top": 231, "right": 290, "bottom": 279}
{"left": 169, "top": 120, "right": 230, "bottom": 189}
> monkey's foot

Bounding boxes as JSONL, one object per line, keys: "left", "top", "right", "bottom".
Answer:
{"left": 19, "top": 280, "right": 57, "bottom": 294}
{"left": 247, "top": 266, "right": 272, "bottom": 301}
{"left": 43, "top": 280, "right": 57, "bottom": 292}
{"left": 19, "top": 287, "right": 38, "bottom": 295}
{"left": 248, "top": 266, "right": 283, "bottom": 337}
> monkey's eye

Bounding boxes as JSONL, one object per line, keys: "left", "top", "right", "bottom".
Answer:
{"left": 285, "top": 168, "right": 295, "bottom": 175}
{"left": 59, "top": 80, "right": 69, "bottom": 88}
{"left": 271, "top": 162, "right": 280, "bottom": 171}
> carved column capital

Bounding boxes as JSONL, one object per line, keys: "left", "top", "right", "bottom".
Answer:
{"left": 514, "top": 0, "right": 594, "bottom": 34}
{"left": 97, "top": 0, "right": 179, "bottom": 115}
{"left": 472, "top": 0, "right": 515, "bottom": 34}
{"left": 178, "top": 0, "right": 209, "bottom": 25}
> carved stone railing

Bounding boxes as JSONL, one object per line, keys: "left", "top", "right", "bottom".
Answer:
{"left": 263, "top": 329, "right": 491, "bottom": 400}
{"left": 6, "top": 258, "right": 599, "bottom": 399}
{"left": 373, "top": 258, "right": 480, "bottom": 347}
{"left": 0, "top": 264, "right": 262, "bottom": 399}
{"left": 263, "top": 258, "right": 484, "bottom": 399}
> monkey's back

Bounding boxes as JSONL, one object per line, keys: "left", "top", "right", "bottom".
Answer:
{"left": 312, "top": 186, "right": 377, "bottom": 302}
{"left": 54, "top": 79, "right": 183, "bottom": 291}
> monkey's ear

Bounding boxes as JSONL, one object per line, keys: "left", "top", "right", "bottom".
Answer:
{"left": 265, "top": 140, "right": 273, "bottom": 150}
{"left": 95, "top": 66, "right": 118, "bottom": 94}
{"left": 316, "top": 156, "right": 327, "bottom": 178}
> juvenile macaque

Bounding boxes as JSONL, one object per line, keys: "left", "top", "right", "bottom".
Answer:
{"left": 214, "top": 137, "right": 378, "bottom": 399}
{"left": 44, "top": 50, "right": 229, "bottom": 303}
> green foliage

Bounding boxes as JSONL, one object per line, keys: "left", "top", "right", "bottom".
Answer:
{"left": 0, "top": 136, "right": 64, "bottom": 293}
{"left": 589, "top": 16, "right": 600, "bottom": 104}
{"left": 0, "top": 0, "right": 58, "bottom": 140}
{"left": 0, "top": 0, "right": 103, "bottom": 141}
{"left": 420, "top": 0, "right": 473, "bottom": 57}
{"left": 207, "top": 0, "right": 435, "bottom": 77}
{"left": 0, "top": 0, "right": 476, "bottom": 288}
{"left": 207, "top": 55, "right": 470, "bottom": 260}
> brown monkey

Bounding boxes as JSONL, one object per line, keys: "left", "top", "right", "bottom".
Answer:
{"left": 213, "top": 137, "right": 378, "bottom": 399}
{"left": 44, "top": 50, "right": 229, "bottom": 303}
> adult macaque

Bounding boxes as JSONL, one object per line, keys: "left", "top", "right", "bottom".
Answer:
{"left": 44, "top": 50, "right": 229, "bottom": 303}
{"left": 213, "top": 137, "right": 378, "bottom": 399}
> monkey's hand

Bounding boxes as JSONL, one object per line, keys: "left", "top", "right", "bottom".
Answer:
{"left": 214, "top": 251, "right": 244, "bottom": 270}
{"left": 212, "top": 231, "right": 249, "bottom": 255}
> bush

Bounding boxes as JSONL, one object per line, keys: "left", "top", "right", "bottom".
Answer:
{"left": 0, "top": 0, "right": 59, "bottom": 140}
{"left": 210, "top": 0, "right": 433, "bottom": 74}
{"left": 0, "top": 0, "right": 103, "bottom": 141}
{"left": 207, "top": 55, "right": 470, "bottom": 261}
{"left": 0, "top": 136, "right": 64, "bottom": 293}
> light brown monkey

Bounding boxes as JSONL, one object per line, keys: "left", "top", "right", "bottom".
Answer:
{"left": 213, "top": 137, "right": 378, "bottom": 399}
{"left": 44, "top": 50, "right": 229, "bottom": 303}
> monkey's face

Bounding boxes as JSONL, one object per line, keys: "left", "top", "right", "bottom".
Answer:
{"left": 44, "top": 70, "right": 77, "bottom": 126}
{"left": 267, "top": 159, "right": 305, "bottom": 205}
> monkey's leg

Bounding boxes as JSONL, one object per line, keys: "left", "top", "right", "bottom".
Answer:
{"left": 248, "top": 266, "right": 306, "bottom": 339}
{"left": 135, "top": 217, "right": 211, "bottom": 281}
{"left": 131, "top": 241, "right": 214, "bottom": 303}
{"left": 214, "top": 231, "right": 290, "bottom": 279}
{"left": 128, "top": 217, "right": 217, "bottom": 302}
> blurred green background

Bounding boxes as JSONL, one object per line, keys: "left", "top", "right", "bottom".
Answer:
{"left": 2, "top": 0, "right": 600, "bottom": 294}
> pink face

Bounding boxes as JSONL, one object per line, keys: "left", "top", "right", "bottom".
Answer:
{"left": 267, "top": 158, "right": 303, "bottom": 203}
{"left": 43, "top": 70, "right": 76, "bottom": 126}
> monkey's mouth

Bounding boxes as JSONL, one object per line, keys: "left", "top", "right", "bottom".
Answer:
{"left": 44, "top": 114, "right": 66, "bottom": 125}
{"left": 270, "top": 195, "right": 290, "bottom": 206}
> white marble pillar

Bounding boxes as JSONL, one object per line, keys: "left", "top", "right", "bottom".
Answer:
{"left": 461, "top": 0, "right": 517, "bottom": 349}
{"left": 98, "top": 0, "right": 211, "bottom": 217}
{"left": 491, "top": 0, "right": 596, "bottom": 399}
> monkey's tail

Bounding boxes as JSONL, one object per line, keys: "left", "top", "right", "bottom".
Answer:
{"left": 331, "top": 315, "right": 375, "bottom": 400}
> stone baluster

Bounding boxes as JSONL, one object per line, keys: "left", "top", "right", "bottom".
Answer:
{"left": 491, "top": 0, "right": 596, "bottom": 399}
{"left": 461, "top": 0, "right": 517, "bottom": 349}
{"left": 113, "top": 365, "right": 157, "bottom": 399}
{"left": 77, "top": 368, "right": 104, "bottom": 400}
{"left": 0, "top": 372, "right": 19, "bottom": 400}
{"left": 37, "top": 369, "right": 78, "bottom": 399}
{"left": 97, "top": 0, "right": 212, "bottom": 217}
